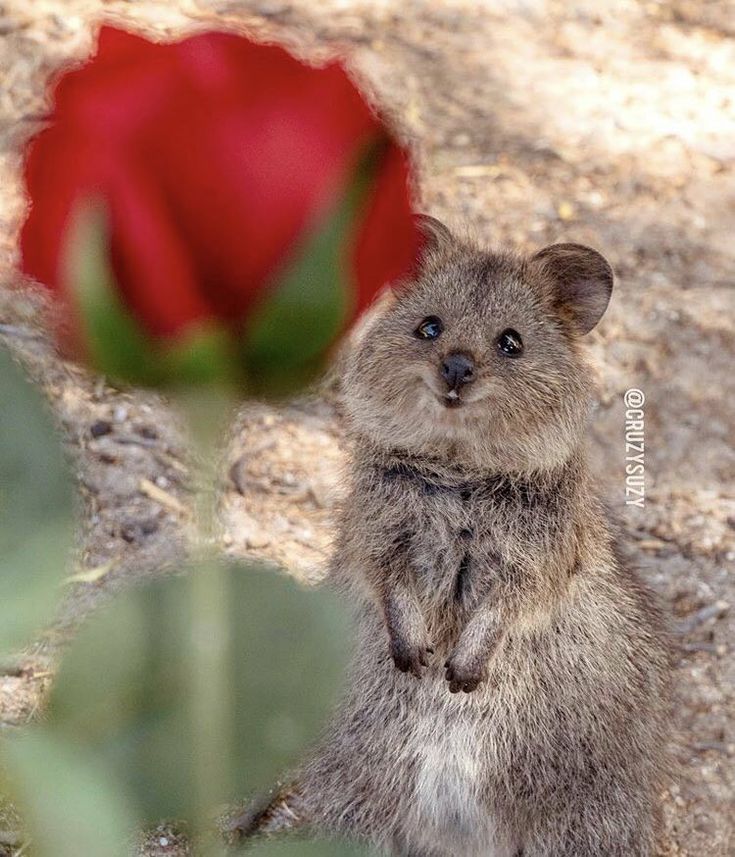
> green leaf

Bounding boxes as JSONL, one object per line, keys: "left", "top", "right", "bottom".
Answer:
{"left": 45, "top": 563, "right": 352, "bottom": 830}
{"left": 64, "top": 202, "right": 239, "bottom": 388}
{"left": 64, "top": 203, "right": 162, "bottom": 386}
{"left": 0, "top": 728, "right": 136, "bottom": 857}
{"left": 0, "top": 347, "right": 74, "bottom": 652}
{"left": 240, "top": 141, "right": 383, "bottom": 396}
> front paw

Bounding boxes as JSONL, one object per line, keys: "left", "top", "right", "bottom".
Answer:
{"left": 389, "top": 637, "right": 434, "bottom": 678}
{"left": 444, "top": 652, "right": 486, "bottom": 693}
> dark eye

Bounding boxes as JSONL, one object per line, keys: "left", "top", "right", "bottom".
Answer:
{"left": 414, "top": 316, "right": 444, "bottom": 340}
{"left": 497, "top": 328, "right": 523, "bottom": 357}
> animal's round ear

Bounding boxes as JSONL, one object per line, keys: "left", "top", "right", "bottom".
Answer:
{"left": 529, "top": 243, "right": 613, "bottom": 335}
{"left": 415, "top": 214, "right": 453, "bottom": 253}
{"left": 392, "top": 214, "right": 453, "bottom": 293}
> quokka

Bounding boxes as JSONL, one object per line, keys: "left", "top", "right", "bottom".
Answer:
{"left": 232, "top": 216, "right": 671, "bottom": 857}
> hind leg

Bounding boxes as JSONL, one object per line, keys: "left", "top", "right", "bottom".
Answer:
{"left": 521, "top": 800, "right": 655, "bottom": 857}
{"left": 228, "top": 781, "right": 309, "bottom": 841}
{"left": 229, "top": 786, "right": 441, "bottom": 857}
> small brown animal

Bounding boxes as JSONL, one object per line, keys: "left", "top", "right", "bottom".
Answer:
{"left": 232, "top": 217, "right": 671, "bottom": 856}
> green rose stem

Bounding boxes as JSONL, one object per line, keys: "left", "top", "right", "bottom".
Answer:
{"left": 63, "top": 203, "right": 240, "bottom": 847}
{"left": 174, "top": 387, "right": 237, "bottom": 854}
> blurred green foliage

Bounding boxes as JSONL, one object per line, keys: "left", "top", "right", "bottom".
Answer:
{"left": 43, "top": 564, "right": 351, "bottom": 823}
{"left": 1, "top": 729, "right": 137, "bottom": 857}
{"left": 0, "top": 346, "right": 73, "bottom": 653}
{"left": 1, "top": 554, "right": 364, "bottom": 854}
{"left": 0, "top": 346, "right": 371, "bottom": 856}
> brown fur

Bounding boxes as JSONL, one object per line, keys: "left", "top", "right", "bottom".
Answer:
{"left": 231, "top": 223, "right": 671, "bottom": 856}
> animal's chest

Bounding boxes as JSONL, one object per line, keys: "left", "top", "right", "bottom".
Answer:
{"left": 405, "top": 697, "right": 515, "bottom": 856}
{"left": 404, "top": 491, "right": 506, "bottom": 608}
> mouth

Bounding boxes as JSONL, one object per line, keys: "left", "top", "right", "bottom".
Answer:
{"left": 417, "top": 371, "right": 473, "bottom": 410}
{"left": 440, "top": 389, "right": 463, "bottom": 409}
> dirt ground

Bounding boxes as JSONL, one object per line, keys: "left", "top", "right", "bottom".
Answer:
{"left": 0, "top": 0, "right": 733, "bottom": 855}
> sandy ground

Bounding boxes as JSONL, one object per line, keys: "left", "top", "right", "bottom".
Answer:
{"left": 0, "top": 0, "right": 733, "bottom": 854}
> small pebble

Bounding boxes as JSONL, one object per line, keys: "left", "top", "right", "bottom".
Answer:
{"left": 229, "top": 457, "right": 248, "bottom": 495}
{"left": 90, "top": 419, "right": 112, "bottom": 438}
{"left": 120, "top": 517, "right": 159, "bottom": 543}
{"left": 136, "top": 424, "right": 158, "bottom": 440}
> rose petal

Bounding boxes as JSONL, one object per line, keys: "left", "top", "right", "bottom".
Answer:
{"left": 352, "top": 142, "right": 421, "bottom": 312}
{"left": 22, "top": 128, "right": 212, "bottom": 338}
{"left": 141, "top": 36, "right": 382, "bottom": 321}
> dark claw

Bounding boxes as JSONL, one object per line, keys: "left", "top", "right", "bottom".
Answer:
{"left": 445, "top": 658, "right": 483, "bottom": 694}
{"left": 390, "top": 640, "right": 430, "bottom": 678}
{"left": 391, "top": 645, "right": 411, "bottom": 673}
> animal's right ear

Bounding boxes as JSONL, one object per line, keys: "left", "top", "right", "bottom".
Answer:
{"left": 391, "top": 214, "right": 452, "bottom": 293}
{"left": 415, "top": 214, "right": 453, "bottom": 253}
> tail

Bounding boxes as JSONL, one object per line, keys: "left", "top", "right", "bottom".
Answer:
{"left": 227, "top": 782, "right": 309, "bottom": 843}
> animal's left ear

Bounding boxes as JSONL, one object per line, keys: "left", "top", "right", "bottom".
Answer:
{"left": 529, "top": 243, "right": 613, "bottom": 335}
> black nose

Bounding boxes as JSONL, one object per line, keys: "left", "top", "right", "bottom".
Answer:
{"left": 441, "top": 353, "right": 475, "bottom": 389}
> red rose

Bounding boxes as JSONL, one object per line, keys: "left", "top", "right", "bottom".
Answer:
{"left": 21, "top": 26, "right": 419, "bottom": 390}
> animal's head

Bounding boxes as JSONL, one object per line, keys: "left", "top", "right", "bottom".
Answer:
{"left": 342, "top": 216, "right": 613, "bottom": 473}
